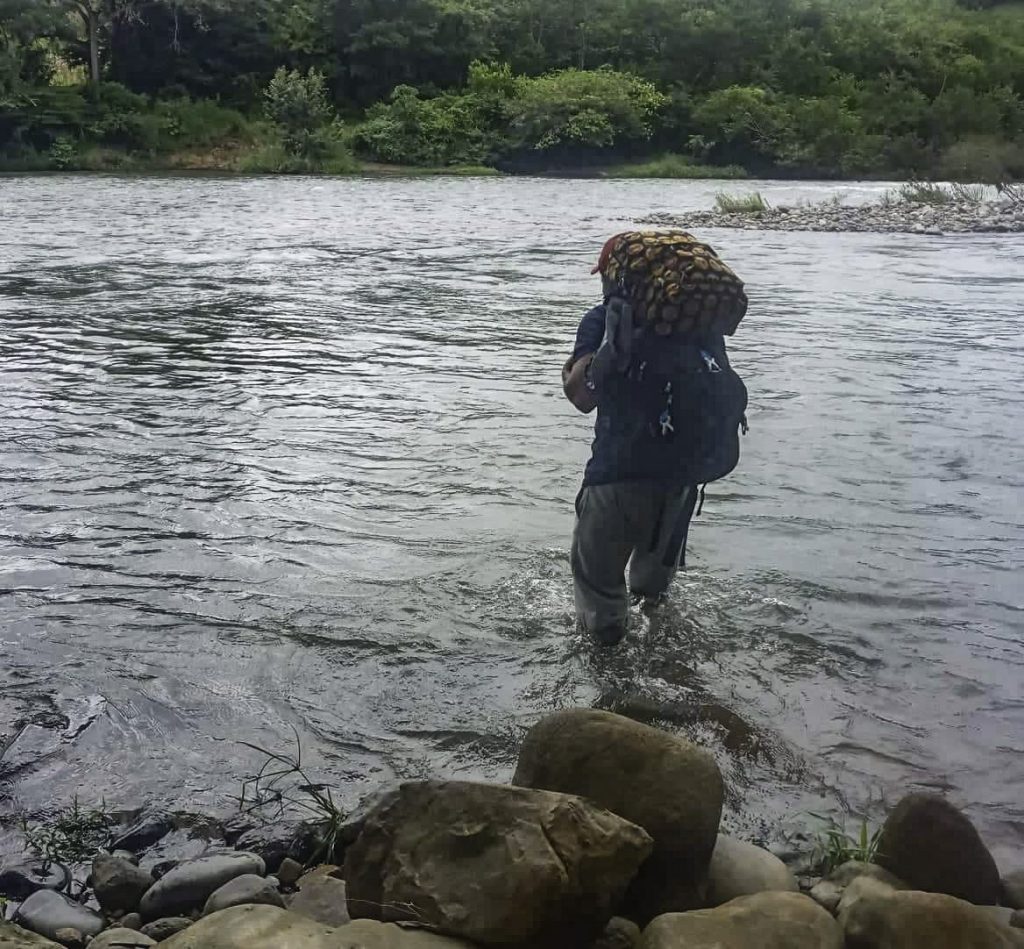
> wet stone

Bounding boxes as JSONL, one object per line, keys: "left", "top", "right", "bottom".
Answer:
{"left": 202, "top": 875, "right": 285, "bottom": 916}
{"left": 138, "top": 918, "right": 193, "bottom": 941}
{"left": 139, "top": 852, "right": 265, "bottom": 921}
{"left": 0, "top": 863, "right": 70, "bottom": 901}
{"left": 13, "top": 892, "right": 103, "bottom": 943}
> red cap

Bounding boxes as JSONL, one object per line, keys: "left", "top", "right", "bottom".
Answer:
{"left": 591, "top": 233, "right": 625, "bottom": 275}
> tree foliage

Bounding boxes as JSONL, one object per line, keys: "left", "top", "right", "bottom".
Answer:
{"left": 1, "top": 0, "right": 1023, "bottom": 178}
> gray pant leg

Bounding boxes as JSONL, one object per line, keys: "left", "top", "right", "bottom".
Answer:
{"left": 571, "top": 484, "right": 634, "bottom": 633}
{"left": 628, "top": 484, "right": 694, "bottom": 597}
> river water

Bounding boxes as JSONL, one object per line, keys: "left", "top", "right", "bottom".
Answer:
{"left": 1, "top": 174, "right": 1022, "bottom": 865}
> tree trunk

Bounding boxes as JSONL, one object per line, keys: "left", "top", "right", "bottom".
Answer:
{"left": 88, "top": 7, "right": 100, "bottom": 88}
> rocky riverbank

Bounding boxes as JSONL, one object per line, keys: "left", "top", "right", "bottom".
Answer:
{"left": 2, "top": 708, "right": 1023, "bottom": 948}
{"left": 643, "top": 193, "right": 1024, "bottom": 234}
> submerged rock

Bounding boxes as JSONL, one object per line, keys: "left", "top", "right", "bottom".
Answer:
{"left": 111, "top": 814, "right": 175, "bottom": 855}
{"left": 706, "top": 835, "right": 798, "bottom": 906}
{"left": 202, "top": 874, "right": 285, "bottom": 916}
{"left": 513, "top": 708, "right": 722, "bottom": 922}
{"left": 345, "top": 779, "right": 652, "bottom": 948}
{"left": 639, "top": 892, "right": 842, "bottom": 948}
{"left": 91, "top": 854, "right": 154, "bottom": 914}
{"left": 139, "top": 851, "right": 265, "bottom": 920}
{"left": 874, "top": 793, "right": 1000, "bottom": 905}
{"left": 12, "top": 892, "right": 103, "bottom": 943}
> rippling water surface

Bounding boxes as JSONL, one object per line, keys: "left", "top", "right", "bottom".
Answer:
{"left": 2, "top": 174, "right": 1022, "bottom": 863}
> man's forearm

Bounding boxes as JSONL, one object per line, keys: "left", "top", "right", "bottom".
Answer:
{"left": 562, "top": 354, "right": 598, "bottom": 414}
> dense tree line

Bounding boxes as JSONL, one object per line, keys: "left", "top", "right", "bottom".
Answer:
{"left": 1, "top": 0, "right": 1023, "bottom": 177}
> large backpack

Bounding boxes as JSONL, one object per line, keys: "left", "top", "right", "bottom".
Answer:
{"left": 591, "top": 325, "right": 748, "bottom": 488}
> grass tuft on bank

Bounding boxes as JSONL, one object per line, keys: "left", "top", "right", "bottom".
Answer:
{"left": 606, "top": 154, "right": 748, "bottom": 179}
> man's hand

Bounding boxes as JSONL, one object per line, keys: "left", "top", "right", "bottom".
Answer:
{"left": 562, "top": 353, "right": 597, "bottom": 414}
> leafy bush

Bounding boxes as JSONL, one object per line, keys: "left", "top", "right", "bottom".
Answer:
{"left": 263, "top": 67, "right": 335, "bottom": 159}
{"left": 896, "top": 180, "right": 954, "bottom": 204}
{"left": 237, "top": 137, "right": 358, "bottom": 174}
{"left": 715, "top": 191, "right": 770, "bottom": 213}
{"left": 607, "top": 153, "right": 747, "bottom": 178}
{"left": 353, "top": 84, "right": 488, "bottom": 165}
{"left": 508, "top": 68, "right": 666, "bottom": 152}
{"left": 154, "top": 98, "right": 253, "bottom": 150}
{"left": 48, "top": 135, "right": 77, "bottom": 168}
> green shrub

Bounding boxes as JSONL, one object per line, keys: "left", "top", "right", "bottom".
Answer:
{"left": 153, "top": 98, "right": 252, "bottom": 150}
{"left": 607, "top": 153, "right": 747, "bottom": 178}
{"left": 48, "top": 135, "right": 77, "bottom": 168}
{"left": 508, "top": 67, "right": 666, "bottom": 152}
{"left": 896, "top": 180, "right": 953, "bottom": 204}
{"left": 237, "top": 136, "right": 358, "bottom": 174}
{"left": 353, "top": 85, "right": 488, "bottom": 165}
{"left": 263, "top": 67, "right": 335, "bottom": 159}
{"left": 715, "top": 191, "right": 770, "bottom": 213}
{"left": 938, "top": 135, "right": 1024, "bottom": 183}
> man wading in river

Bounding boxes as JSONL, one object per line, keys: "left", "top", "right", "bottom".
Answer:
{"left": 562, "top": 231, "right": 749, "bottom": 646}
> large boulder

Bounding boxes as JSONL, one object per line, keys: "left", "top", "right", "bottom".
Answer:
{"left": 874, "top": 793, "right": 1000, "bottom": 905}
{"left": 138, "top": 851, "right": 265, "bottom": 920}
{"left": 638, "top": 892, "right": 842, "bottom": 948}
{"left": 345, "top": 780, "right": 653, "bottom": 948}
{"left": 91, "top": 854, "right": 154, "bottom": 914}
{"left": 158, "top": 905, "right": 476, "bottom": 949}
{"left": 12, "top": 891, "right": 104, "bottom": 943}
{"left": 0, "top": 921, "right": 63, "bottom": 948}
{"left": 706, "top": 835, "right": 798, "bottom": 906}
{"left": 838, "top": 876, "right": 1024, "bottom": 948}
{"left": 808, "top": 861, "right": 907, "bottom": 914}
{"left": 513, "top": 709, "right": 723, "bottom": 922}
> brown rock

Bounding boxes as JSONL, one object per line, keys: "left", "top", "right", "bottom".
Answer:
{"left": 345, "top": 780, "right": 653, "bottom": 948}
{"left": 157, "top": 905, "right": 475, "bottom": 948}
{"left": 1004, "top": 871, "right": 1024, "bottom": 911}
{"left": 593, "top": 917, "right": 641, "bottom": 949}
{"left": 0, "top": 920, "right": 63, "bottom": 947}
{"left": 277, "top": 858, "right": 304, "bottom": 889}
{"left": 91, "top": 855, "right": 154, "bottom": 915}
{"left": 808, "top": 861, "right": 906, "bottom": 914}
{"left": 287, "top": 875, "right": 350, "bottom": 927}
{"left": 706, "top": 835, "right": 798, "bottom": 906}
{"left": 838, "top": 876, "right": 1024, "bottom": 948}
{"left": 88, "top": 929, "right": 157, "bottom": 948}
{"left": 638, "top": 892, "right": 842, "bottom": 948}
{"left": 513, "top": 708, "right": 722, "bottom": 922}
{"left": 875, "top": 793, "right": 1000, "bottom": 905}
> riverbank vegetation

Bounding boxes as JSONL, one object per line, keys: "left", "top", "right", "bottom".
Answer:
{"left": 1, "top": 0, "right": 1023, "bottom": 179}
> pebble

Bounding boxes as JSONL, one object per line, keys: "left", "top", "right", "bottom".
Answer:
{"left": 121, "top": 913, "right": 143, "bottom": 930}
{"left": 277, "top": 858, "right": 304, "bottom": 888}
{"left": 138, "top": 917, "right": 193, "bottom": 941}
{"left": 643, "top": 199, "right": 1024, "bottom": 234}
{"left": 52, "top": 928, "right": 84, "bottom": 948}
